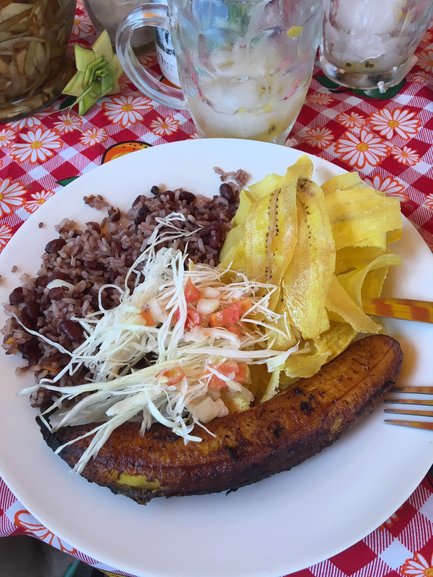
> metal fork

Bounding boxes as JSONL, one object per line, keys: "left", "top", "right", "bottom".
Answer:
{"left": 385, "top": 386, "right": 433, "bottom": 431}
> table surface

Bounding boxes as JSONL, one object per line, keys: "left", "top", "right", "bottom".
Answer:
{"left": 1, "top": 3, "right": 433, "bottom": 576}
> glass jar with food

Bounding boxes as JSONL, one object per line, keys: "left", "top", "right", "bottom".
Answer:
{"left": 0, "top": 0, "right": 76, "bottom": 122}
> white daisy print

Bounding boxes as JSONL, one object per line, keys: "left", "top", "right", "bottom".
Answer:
{"left": 25, "top": 190, "right": 54, "bottom": 213}
{"left": 334, "top": 129, "right": 390, "bottom": 170}
{"left": 367, "top": 174, "right": 408, "bottom": 201}
{"left": 0, "top": 128, "right": 15, "bottom": 148}
{"left": 103, "top": 95, "right": 152, "bottom": 128}
{"left": 0, "top": 224, "right": 12, "bottom": 250}
{"left": 72, "top": 13, "right": 93, "bottom": 36}
{"left": 402, "top": 551, "right": 433, "bottom": 577}
{"left": 336, "top": 111, "right": 366, "bottom": 130}
{"left": 119, "top": 73, "right": 135, "bottom": 92}
{"left": 53, "top": 112, "right": 82, "bottom": 134}
{"left": 0, "top": 179, "right": 26, "bottom": 217}
{"left": 12, "top": 128, "right": 62, "bottom": 163}
{"left": 303, "top": 126, "right": 334, "bottom": 149}
{"left": 9, "top": 116, "right": 42, "bottom": 130}
{"left": 420, "top": 29, "right": 433, "bottom": 45}
{"left": 138, "top": 52, "right": 157, "bottom": 67}
{"left": 369, "top": 107, "right": 421, "bottom": 140}
{"left": 417, "top": 47, "right": 433, "bottom": 73}
{"left": 392, "top": 145, "right": 420, "bottom": 166}
{"left": 14, "top": 509, "right": 77, "bottom": 555}
{"left": 307, "top": 93, "right": 334, "bottom": 106}
{"left": 411, "top": 70, "right": 432, "bottom": 85}
{"left": 150, "top": 115, "right": 181, "bottom": 136}
{"left": 424, "top": 194, "right": 433, "bottom": 211}
{"left": 80, "top": 127, "right": 107, "bottom": 146}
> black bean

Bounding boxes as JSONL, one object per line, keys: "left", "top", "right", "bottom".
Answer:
{"left": 59, "top": 320, "right": 83, "bottom": 342}
{"left": 48, "top": 287, "right": 67, "bottom": 300}
{"left": 87, "top": 221, "right": 101, "bottom": 233}
{"left": 20, "top": 308, "right": 36, "bottom": 329}
{"left": 198, "top": 223, "right": 217, "bottom": 237}
{"left": 108, "top": 207, "right": 121, "bottom": 222}
{"left": 45, "top": 238, "right": 66, "bottom": 254}
{"left": 133, "top": 194, "right": 145, "bottom": 207}
{"left": 150, "top": 185, "right": 160, "bottom": 195}
{"left": 179, "top": 190, "right": 196, "bottom": 203}
{"left": 219, "top": 183, "right": 235, "bottom": 202}
{"left": 18, "top": 337, "right": 40, "bottom": 365}
{"left": 51, "top": 272, "right": 71, "bottom": 282}
{"left": 25, "top": 300, "right": 39, "bottom": 323}
{"left": 138, "top": 206, "right": 150, "bottom": 218}
{"left": 35, "top": 276, "right": 49, "bottom": 289}
{"left": 9, "top": 286, "right": 24, "bottom": 305}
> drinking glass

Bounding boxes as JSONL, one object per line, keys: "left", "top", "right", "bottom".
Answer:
{"left": 116, "top": 0, "right": 324, "bottom": 142}
{"left": 320, "top": 0, "right": 433, "bottom": 92}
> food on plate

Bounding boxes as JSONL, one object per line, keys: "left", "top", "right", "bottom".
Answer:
{"left": 40, "top": 334, "right": 402, "bottom": 502}
{"left": 220, "top": 156, "right": 402, "bottom": 396}
{"left": 2, "top": 155, "right": 404, "bottom": 502}
{"left": 2, "top": 179, "right": 243, "bottom": 407}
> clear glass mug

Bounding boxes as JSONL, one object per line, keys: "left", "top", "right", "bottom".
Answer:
{"left": 320, "top": 0, "right": 433, "bottom": 92}
{"left": 116, "top": 0, "right": 324, "bottom": 142}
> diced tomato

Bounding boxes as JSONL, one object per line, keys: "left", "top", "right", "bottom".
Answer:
{"left": 208, "top": 361, "right": 250, "bottom": 389}
{"left": 173, "top": 305, "right": 201, "bottom": 330}
{"left": 234, "top": 362, "right": 251, "bottom": 384}
{"left": 161, "top": 367, "right": 185, "bottom": 386}
{"left": 140, "top": 307, "right": 155, "bottom": 326}
{"left": 186, "top": 307, "right": 201, "bottom": 329}
{"left": 184, "top": 278, "right": 202, "bottom": 304}
{"left": 227, "top": 324, "right": 242, "bottom": 336}
{"left": 209, "top": 298, "right": 252, "bottom": 328}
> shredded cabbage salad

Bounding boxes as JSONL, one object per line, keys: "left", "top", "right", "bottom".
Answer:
{"left": 19, "top": 214, "right": 298, "bottom": 473}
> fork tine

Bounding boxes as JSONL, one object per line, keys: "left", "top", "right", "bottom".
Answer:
{"left": 391, "top": 386, "right": 433, "bottom": 394}
{"left": 384, "top": 407, "right": 433, "bottom": 417}
{"left": 384, "top": 398, "right": 433, "bottom": 406}
{"left": 385, "top": 419, "right": 433, "bottom": 431}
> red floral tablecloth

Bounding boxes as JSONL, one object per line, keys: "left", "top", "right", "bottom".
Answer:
{"left": 1, "top": 2, "right": 433, "bottom": 576}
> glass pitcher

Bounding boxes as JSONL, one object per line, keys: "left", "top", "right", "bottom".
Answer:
{"left": 0, "top": 0, "right": 76, "bottom": 122}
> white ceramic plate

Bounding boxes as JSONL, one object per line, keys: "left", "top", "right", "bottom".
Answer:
{"left": 0, "top": 139, "right": 433, "bottom": 577}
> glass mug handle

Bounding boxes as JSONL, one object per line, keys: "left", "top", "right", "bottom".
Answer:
{"left": 115, "top": 4, "right": 186, "bottom": 110}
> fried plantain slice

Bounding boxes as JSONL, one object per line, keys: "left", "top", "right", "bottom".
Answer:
{"left": 40, "top": 334, "right": 402, "bottom": 504}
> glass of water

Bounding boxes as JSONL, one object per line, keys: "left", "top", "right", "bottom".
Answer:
{"left": 319, "top": 0, "right": 433, "bottom": 92}
{"left": 116, "top": 0, "right": 324, "bottom": 142}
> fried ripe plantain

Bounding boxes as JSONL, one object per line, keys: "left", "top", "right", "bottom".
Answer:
{"left": 40, "top": 334, "right": 402, "bottom": 503}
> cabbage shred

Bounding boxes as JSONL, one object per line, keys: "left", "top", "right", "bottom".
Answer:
{"left": 21, "top": 214, "right": 296, "bottom": 473}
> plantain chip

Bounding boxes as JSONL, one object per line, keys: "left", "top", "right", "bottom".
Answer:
{"left": 261, "top": 366, "right": 284, "bottom": 402}
{"left": 248, "top": 173, "right": 283, "bottom": 201}
{"left": 219, "top": 224, "right": 245, "bottom": 270}
{"left": 326, "top": 275, "right": 382, "bottom": 334}
{"left": 325, "top": 186, "right": 402, "bottom": 251}
{"left": 233, "top": 189, "right": 254, "bottom": 226}
{"left": 283, "top": 178, "right": 335, "bottom": 340}
{"left": 243, "top": 190, "right": 274, "bottom": 280}
{"left": 283, "top": 322, "right": 356, "bottom": 380}
{"left": 321, "top": 171, "right": 362, "bottom": 194}
{"left": 218, "top": 157, "right": 403, "bottom": 405}
{"left": 337, "top": 253, "right": 401, "bottom": 305}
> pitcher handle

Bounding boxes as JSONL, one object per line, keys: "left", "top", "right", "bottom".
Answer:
{"left": 115, "top": 4, "right": 186, "bottom": 110}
